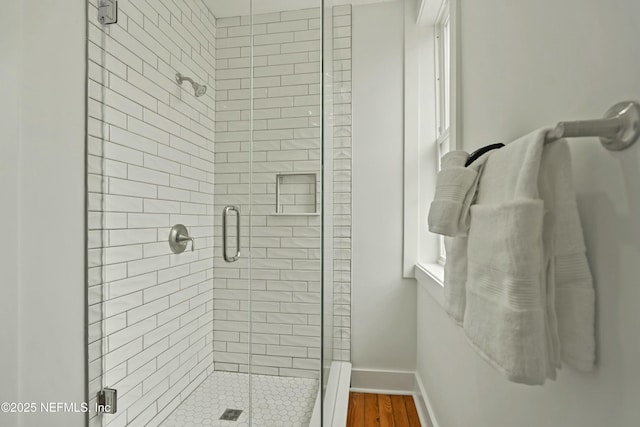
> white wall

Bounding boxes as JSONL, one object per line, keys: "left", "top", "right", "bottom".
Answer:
{"left": 352, "top": 1, "right": 417, "bottom": 372}
{"left": 0, "top": 1, "right": 86, "bottom": 426}
{"left": 0, "top": 1, "right": 21, "bottom": 423}
{"left": 20, "top": 1, "right": 87, "bottom": 425}
{"left": 417, "top": 0, "right": 640, "bottom": 426}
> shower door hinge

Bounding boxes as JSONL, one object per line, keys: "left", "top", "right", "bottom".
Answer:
{"left": 97, "top": 0, "right": 118, "bottom": 25}
{"left": 96, "top": 388, "right": 117, "bottom": 414}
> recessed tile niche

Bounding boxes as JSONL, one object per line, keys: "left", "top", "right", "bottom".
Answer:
{"left": 275, "top": 172, "right": 319, "bottom": 215}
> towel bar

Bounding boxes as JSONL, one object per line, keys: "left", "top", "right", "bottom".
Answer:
{"left": 545, "top": 101, "right": 640, "bottom": 151}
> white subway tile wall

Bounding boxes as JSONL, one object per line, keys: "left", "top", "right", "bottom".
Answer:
{"left": 87, "top": 1, "right": 216, "bottom": 426}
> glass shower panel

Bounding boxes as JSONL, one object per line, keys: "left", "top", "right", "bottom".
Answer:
{"left": 247, "top": 2, "right": 323, "bottom": 425}
{"left": 322, "top": 0, "right": 335, "bottom": 414}
{"left": 322, "top": 4, "right": 353, "bottom": 423}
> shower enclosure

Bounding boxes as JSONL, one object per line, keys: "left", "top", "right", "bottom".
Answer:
{"left": 86, "top": 0, "right": 352, "bottom": 425}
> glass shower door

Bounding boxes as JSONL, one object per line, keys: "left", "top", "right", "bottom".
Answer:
{"left": 87, "top": 0, "right": 244, "bottom": 425}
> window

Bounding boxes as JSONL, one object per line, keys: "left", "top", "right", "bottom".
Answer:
{"left": 402, "top": 0, "right": 458, "bottom": 281}
{"left": 435, "top": 0, "right": 451, "bottom": 265}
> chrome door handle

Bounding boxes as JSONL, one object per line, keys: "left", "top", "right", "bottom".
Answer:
{"left": 222, "top": 205, "right": 240, "bottom": 262}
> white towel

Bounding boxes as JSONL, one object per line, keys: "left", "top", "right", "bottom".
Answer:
{"left": 463, "top": 129, "right": 595, "bottom": 385}
{"left": 443, "top": 235, "right": 468, "bottom": 324}
{"left": 428, "top": 150, "right": 492, "bottom": 324}
{"left": 428, "top": 151, "right": 487, "bottom": 237}
{"left": 539, "top": 141, "right": 595, "bottom": 372}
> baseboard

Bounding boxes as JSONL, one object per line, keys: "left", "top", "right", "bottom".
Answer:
{"left": 413, "top": 372, "right": 440, "bottom": 427}
{"left": 349, "top": 368, "right": 416, "bottom": 394}
{"left": 349, "top": 368, "right": 439, "bottom": 427}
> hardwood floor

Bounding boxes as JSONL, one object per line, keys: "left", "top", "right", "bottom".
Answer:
{"left": 346, "top": 392, "right": 421, "bottom": 426}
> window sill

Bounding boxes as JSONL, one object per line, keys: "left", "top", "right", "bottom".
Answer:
{"left": 415, "top": 263, "right": 444, "bottom": 307}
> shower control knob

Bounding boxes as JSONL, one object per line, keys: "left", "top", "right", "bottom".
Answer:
{"left": 169, "top": 224, "right": 195, "bottom": 254}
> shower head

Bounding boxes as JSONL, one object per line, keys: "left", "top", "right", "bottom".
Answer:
{"left": 193, "top": 82, "right": 207, "bottom": 97}
{"left": 175, "top": 72, "right": 207, "bottom": 98}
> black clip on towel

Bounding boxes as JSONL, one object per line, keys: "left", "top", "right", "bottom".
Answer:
{"left": 465, "top": 143, "right": 505, "bottom": 167}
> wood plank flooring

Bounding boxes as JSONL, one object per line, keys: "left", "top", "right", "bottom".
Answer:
{"left": 347, "top": 392, "right": 421, "bottom": 427}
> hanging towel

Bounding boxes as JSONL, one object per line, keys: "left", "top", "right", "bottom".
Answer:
{"left": 539, "top": 140, "right": 596, "bottom": 372}
{"left": 443, "top": 235, "right": 469, "bottom": 324}
{"left": 462, "top": 129, "right": 595, "bottom": 385}
{"left": 428, "top": 150, "right": 489, "bottom": 237}
{"left": 428, "top": 149, "right": 493, "bottom": 324}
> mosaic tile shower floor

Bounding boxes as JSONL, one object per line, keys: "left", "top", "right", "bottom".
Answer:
{"left": 160, "top": 371, "right": 318, "bottom": 427}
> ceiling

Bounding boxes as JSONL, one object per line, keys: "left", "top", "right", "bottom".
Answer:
{"left": 203, "top": 0, "right": 398, "bottom": 18}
